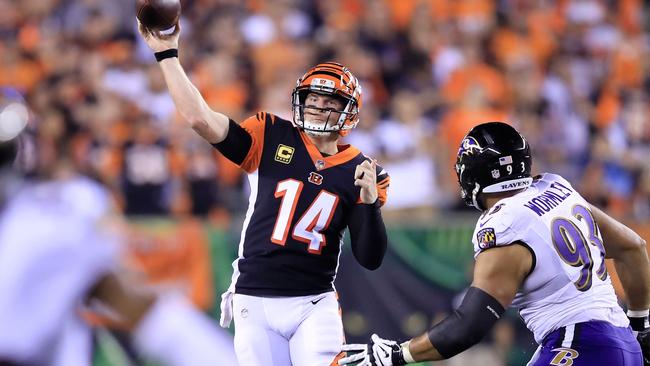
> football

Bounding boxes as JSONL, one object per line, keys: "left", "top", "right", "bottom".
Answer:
{"left": 136, "top": 0, "right": 181, "bottom": 31}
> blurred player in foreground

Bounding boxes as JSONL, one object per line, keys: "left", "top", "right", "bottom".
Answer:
{"left": 0, "top": 109, "right": 236, "bottom": 365}
{"left": 138, "top": 21, "right": 389, "bottom": 366}
{"left": 340, "top": 122, "right": 650, "bottom": 366}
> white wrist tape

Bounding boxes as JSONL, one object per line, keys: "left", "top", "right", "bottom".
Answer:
{"left": 627, "top": 309, "right": 650, "bottom": 318}
{"left": 401, "top": 341, "right": 415, "bottom": 363}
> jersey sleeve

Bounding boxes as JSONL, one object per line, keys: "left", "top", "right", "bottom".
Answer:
{"left": 234, "top": 112, "right": 273, "bottom": 173}
{"left": 471, "top": 206, "right": 523, "bottom": 258}
{"left": 348, "top": 201, "right": 387, "bottom": 270}
{"left": 211, "top": 119, "right": 252, "bottom": 166}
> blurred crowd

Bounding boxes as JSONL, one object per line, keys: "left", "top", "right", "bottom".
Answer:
{"left": 2, "top": 0, "right": 650, "bottom": 222}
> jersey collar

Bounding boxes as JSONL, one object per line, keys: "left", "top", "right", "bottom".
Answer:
{"left": 299, "top": 130, "right": 360, "bottom": 171}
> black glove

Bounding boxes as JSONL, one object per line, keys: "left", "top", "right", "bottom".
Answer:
{"left": 339, "top": 334, "right": 409, "bottom": 366}
{"left": 628, "top": 313, "right": 650, "bottom": 366}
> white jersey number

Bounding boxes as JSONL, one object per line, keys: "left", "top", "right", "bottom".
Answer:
{"left": 271, "top": 179, "right": 339, "bottom": 254}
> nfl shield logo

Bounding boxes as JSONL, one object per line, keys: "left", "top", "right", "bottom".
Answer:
{"left": 491, "top": 169, "right": 500, "bottom": 179}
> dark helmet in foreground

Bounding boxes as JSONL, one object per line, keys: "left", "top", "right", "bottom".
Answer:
{"left": 455, "top": 122, "right": 532, "bottom": 211}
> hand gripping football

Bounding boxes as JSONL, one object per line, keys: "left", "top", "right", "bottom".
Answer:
{"left": 136, "top": 0, "right": 181, "bottom": 31}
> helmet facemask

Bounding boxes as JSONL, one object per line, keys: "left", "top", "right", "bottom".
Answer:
{"left": 292, "top": 88, "right": 358, "bottom": 137}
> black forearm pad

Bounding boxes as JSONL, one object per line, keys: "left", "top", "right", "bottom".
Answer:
{"left": 211, "top": 119, "right": 252, "bottom": 165}
{"left": 428, "top": 287, "right": 505, "bottom": 359}
{"left": 348, "top": 201, "right": 387, "bottom": 270}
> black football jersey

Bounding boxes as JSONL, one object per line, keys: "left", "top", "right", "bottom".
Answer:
{"left": 227, "top": 112, "right": 389, "bottom": 296}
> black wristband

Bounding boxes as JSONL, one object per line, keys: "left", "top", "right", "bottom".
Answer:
{"left": 154, "top": 48, "right": 178, "bottom": 62}
{"left": 629, "top": 316, "right": 650, "bottom": 332}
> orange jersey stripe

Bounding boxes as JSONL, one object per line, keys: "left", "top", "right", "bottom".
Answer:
{"left": 240, "top": 112, "right": 272, "bottom": 173}
{"left": 298, "top": 130, "right": 361, "bottom": 170}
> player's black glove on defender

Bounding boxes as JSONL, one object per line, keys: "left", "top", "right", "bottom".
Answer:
{"left": 628, "top": 312, "right": 650, "bottom": 366}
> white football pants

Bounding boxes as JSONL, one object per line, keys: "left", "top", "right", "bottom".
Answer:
{"left": 232, "top": 292, "right": 344, "bottom": 366}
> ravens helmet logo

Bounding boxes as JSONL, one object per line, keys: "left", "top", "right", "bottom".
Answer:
{"left": 458, "top": 136, "right": 482, "bottom": 157}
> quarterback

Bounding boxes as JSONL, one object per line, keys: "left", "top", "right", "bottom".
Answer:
{"left": 139, "top": 22, "right": 389, "bottom": 366}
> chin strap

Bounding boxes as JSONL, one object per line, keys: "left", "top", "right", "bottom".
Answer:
{"left": 303, "top": 128, "right": 335, "bottom": 138}
{"left": 471, "top": 183, "right": 483, "bottom": 210}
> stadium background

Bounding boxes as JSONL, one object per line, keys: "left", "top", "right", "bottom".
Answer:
{"left": 3, "top": 0, "right": 650, "bottom": 365}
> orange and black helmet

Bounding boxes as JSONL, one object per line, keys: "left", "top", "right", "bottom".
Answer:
{"left": 291, "top": 62, "right": 362, "bottom": 136}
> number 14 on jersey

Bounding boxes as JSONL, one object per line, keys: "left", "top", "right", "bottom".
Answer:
{"left": 271, "top": 179, "right": 339, "bottom": 254}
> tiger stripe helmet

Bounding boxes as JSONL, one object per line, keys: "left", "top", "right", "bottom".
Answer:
{"left": 292, "top": 62, "right": 362, "bottom": 137}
